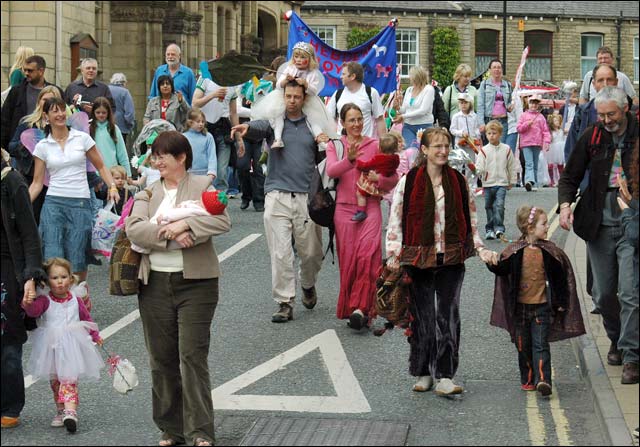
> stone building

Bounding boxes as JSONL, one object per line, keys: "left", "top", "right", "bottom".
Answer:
{"left": 301, "top": 1, "right": 639, "bottom": 93}
{"left": 1, "top": 1, "right": 300, "bottom": 121}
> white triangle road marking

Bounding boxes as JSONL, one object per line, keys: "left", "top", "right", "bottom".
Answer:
{"left": 212, "top": 329, "right": 371, "bottom": 413}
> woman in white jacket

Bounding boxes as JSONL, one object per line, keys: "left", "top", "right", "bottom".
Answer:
{"left": 391, "top": 66, "right": 435, "bottom": 148}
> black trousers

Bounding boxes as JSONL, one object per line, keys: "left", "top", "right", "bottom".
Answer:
{"left": 236, "top": 139, "right": 265, "bottom": 206}
{"left": 407, "top": 264, "right": 465, "bottom": 379}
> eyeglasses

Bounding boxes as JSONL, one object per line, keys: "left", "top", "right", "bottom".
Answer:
{"left": 597, "top": 111, "right": 619, "bottom": 120}
{"left": 428, "top": 144, "right": 450, "bottom": 151}
{"left": 345, "top": 117, "right": 364, "bottom": 124}
{"left": 150, "top": 154, "right": 173, "bottom": 162}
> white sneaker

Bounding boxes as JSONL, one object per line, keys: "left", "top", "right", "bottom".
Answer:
{"left": 51, "top": 410, "right": 64, "bottom": 427}
{"left": 412, "top": 376, "right": 434, "bottom": 392}
{"left": 271, "top": 139, "right": 284, "bottom": 149}
{"left": 435, "top": 378, "right": 463, "bottom": 395}
{"left": 318, "top": 141, "right": 328, "bottom": 151}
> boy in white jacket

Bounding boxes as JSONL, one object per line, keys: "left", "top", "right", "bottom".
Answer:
{"left": 476, "top": 120, "right": 518, "bottom": 240}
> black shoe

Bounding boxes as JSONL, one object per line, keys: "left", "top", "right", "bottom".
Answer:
{"left": 348, "top": 310, "right": 366, "bottom": 330}
{"left": 621, "top": 362, "right": 639, "bottom": 384}
{"left": 525, "top": 182, "right": 533, "bottom": 192}
{"left": 536, "top": 381, "right": 552, "bottom": 397}
{"left": 272, "top": 303, "right": 293, "bottom": 323}
{"left": 240, "top": 199, "right": 250, "bottom": 210}
{"left": 301, "top": 286, "right": 317, "bottom": 309}
{"left": 254, "top": 204, "right": 265, "bottom": 212}
{"left": 607, "top": 342, "right": 623, "bottom": 366}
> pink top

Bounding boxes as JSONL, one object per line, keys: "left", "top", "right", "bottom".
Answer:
{"left": 491, "top": 81, "right": 508, "bottom": 116}
{"left": 516, "top": 110, "right": 552, "bottom": 148}
{"left": 22, "top": 292, "right": 101, "bottom": 342}
{"left": 326, "top": 136, "right": 399, "bottom": 206}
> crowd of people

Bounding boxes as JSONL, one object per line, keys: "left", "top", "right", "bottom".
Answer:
{"left": 0, "top": 39, "right": 638, "bottom": 445}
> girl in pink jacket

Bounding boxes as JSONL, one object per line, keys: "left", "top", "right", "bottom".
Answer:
{"left": 516, "top": 94, "right": 551, "bottom": 191}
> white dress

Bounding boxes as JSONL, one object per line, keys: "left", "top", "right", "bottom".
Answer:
{"left": 27, "top": 294, "right": 104, "bottom": 382}
{"left": 250, "top": 65, "right": 337, "bottom": 139}
{"left": 547, "top": 130, "right": 565, "bottom": 165}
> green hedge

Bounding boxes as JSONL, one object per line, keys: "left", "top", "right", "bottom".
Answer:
{"left": 431, "top": 27, "right": 460, "bottom": 87}
{"left": 346, "top": 27, "right": 382, "bottom": 49}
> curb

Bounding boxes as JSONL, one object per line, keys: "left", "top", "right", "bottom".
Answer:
{"left": 565, "top": 231, "right": 635, "bottom": 446}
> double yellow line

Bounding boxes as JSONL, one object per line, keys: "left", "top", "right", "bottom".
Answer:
{"left": 527, "top": 201, "right": 574, "bottom": 445}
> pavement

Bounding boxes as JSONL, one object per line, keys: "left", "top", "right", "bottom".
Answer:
{"left": 564, "top": 231, "right": 639, "bottom": 446}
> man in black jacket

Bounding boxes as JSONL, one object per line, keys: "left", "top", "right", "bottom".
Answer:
{"left": 558, "top": 86, "right": 639, "bottom": 385}
{"left": 0, "top": 55, "right": 63, "bottom": 150}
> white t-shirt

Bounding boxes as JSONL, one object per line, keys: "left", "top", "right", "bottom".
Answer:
{"left": 140, "top": 166, "right": 161, "bottom": 186}
{"left": 32, "top": 128, "right": 95, "bottom": 198}
{"left": 580, "top": 70, "right": 637, "bottom": 101}
{"left": 195, "top": 77, "right": 237, "bottom": 125}
{"left": 326, "top": 83, "right": 384, "bottom": 137}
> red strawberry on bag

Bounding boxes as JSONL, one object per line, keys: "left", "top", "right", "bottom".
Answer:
{"left": 201, "top": 190, "right": 228, "bottom": 215}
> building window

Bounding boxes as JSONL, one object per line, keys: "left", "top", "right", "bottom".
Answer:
{"left": 581, "top": 34, "right": 603, "bottom": 78}
{"left": 475, "top": 29, "right": 499, "bottom": 77}
{"left": 634, "top": 36, "right": 639, "bottom": 83}
{"left": 311, "top": 26, "right": 336, "bottom": 47}
{"left": 396, "top": 29, "right": 418, "bottom": 78}
{"left": 524, "top": 31, "right": 552, "bottom": 81}
{"left": 70, "top": 33, "right": 98, "bottom": 81}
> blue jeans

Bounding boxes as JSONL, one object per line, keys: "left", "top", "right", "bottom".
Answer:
{"left": 505, "top": 132, "right": 518, "bottom": 155}
{"left": 40, "top": 195, "right": 93, "bottom": 272}
{"left": 211, "top": 132, "right": 231, "bottom": 192}
{"left": 587, "top": 225, "right": 639, "bottom": 364}
{"left": 522, "top": 146, "right": 541, "bottom": 186}
{"left": 1, "top": 343, "right": 25, "bottom": 418}
{"left": 484, "top": 186, "right": 507, "bottom": 233}
{"left": 515, "top": 303, "right": 552, "bottom": 386}
{"left": 226, "top": 167, "right": 239, "bottom": 195}
{"left": 402, "top": 123, "right": 432, "bottom": 148}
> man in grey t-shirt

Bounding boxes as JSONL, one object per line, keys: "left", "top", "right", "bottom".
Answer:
{"left": 232, "top": 81, "right": 328, "bottom": 323}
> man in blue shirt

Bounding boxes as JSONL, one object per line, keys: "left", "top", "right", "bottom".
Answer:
{"left": 148, "top": 44, "right": 196, "bottom": 106}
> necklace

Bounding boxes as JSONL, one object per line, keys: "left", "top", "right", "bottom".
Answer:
{"left": 53, "top": 133, "right": 68, "bottom": 143}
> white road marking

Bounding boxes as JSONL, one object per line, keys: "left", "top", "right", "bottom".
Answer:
{"left": 24, "top": 233, "right": 262, "bottom": 389}
{"left": 212, "top": 329, "right": 371, "bottom": 413}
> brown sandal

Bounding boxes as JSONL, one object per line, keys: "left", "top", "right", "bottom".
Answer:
{"left": 194, "top": 438, "right": 213, "bottom": 446}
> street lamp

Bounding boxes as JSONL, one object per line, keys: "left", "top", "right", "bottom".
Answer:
{"left": 503, "top": 0, "right": 507, "bottom": 75}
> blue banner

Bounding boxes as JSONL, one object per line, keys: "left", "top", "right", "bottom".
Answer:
{"left": 287, "top": 12, "right": 397, "bottom": 97}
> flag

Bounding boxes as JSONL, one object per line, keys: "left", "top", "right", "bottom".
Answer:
{"left": 287, "top": 11, "right": 397, "bottom": 97}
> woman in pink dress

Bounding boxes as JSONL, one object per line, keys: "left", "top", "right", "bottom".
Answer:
{"left": 326, "top": 103, "right": 399, "bottom": 330}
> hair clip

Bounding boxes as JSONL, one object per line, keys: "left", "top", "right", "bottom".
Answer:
{"left": 528, "top": 207, "right": 537, "bottom": 224}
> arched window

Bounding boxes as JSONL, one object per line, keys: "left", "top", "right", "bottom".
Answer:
{"left": 475, "top": 29, "right": 499, "bottom": 76}
{"left": 524, "top": 30, "right": 553, "bottom": 81}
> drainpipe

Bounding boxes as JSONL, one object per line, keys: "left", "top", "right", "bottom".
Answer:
{"left": 615, "top": 11, "right": 622, "bottom": 70}
{"left": 56, "top": 1, "right": 63, "bottom": 84}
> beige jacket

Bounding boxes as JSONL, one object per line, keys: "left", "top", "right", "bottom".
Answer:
{"left": 475, "top": 142, "right": 518, "bottom": 187}
{"left": 125, "top": 174, "right": 231, "bottom": 284}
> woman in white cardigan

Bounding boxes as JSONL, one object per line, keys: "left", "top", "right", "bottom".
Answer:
{"left": 392, "top": 66, "right": 435, "bottom": 148}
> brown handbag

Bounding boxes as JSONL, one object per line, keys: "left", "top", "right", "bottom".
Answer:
{"left": 374, "top": 265, "right": 411, "bottom": 335}
{"left": 109, "top": 229, "right": 141, "bottom": 296}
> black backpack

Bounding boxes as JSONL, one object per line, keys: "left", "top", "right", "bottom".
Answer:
{"left": 307, "top": 139, "right": 344, "bottom": 261}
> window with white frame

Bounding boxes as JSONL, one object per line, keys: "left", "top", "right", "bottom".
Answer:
{"left": 634, "top": 36, "right": 638, "bottom": 83}
{"left": 310, "top": 26, "right": 336, "bottom": 48}
{"left": 396, "top": 29, "right": 418, "bottom": 78}
{"left": 581, "top": 34, "right": 603, "bottom": 78}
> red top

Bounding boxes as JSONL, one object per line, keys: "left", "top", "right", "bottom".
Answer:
{"left": 356, "top": 153, "right": 400, "bottom": 177}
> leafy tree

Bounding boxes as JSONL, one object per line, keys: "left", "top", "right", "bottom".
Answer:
{"left": 431, "top": 27, "right": 460, "bottom": 86}
{"left": 346, "top": 27, "right": 382, "bottom": 49}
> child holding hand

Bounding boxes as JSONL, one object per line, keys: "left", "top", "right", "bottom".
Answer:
{"left": 22, "top": 257, "right": 104, "bottom": 433}
{"left": 486, "top": 205, "right": 585, "bottom": 396}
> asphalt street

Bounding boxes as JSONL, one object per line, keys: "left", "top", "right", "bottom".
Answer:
{"left": 1, "top": 187, "right": 607, "bottom": 446}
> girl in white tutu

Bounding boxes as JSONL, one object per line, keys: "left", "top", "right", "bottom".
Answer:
{"left": 21, "top": 257, "right": 104, "bottom": 433}
{"left": 546, "top": 114, "right": 566, "bottom": 187}
{"left": 250, "top": 41, "right": 336, "bottom": 150}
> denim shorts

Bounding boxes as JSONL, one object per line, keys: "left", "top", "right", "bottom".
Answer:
{"left": 39, "top": 195, "right": 93, "bottom": 272}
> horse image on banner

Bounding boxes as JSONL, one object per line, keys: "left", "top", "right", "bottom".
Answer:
{"left": 286, "top": 11, "right": 397, "bottom": 97}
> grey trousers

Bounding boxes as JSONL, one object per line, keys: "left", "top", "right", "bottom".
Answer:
{"left": 138, "top": 271, "right": 219, "bottom": 444}
{"left": 587, "top": 225, "right": 639, "bottom": 364}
